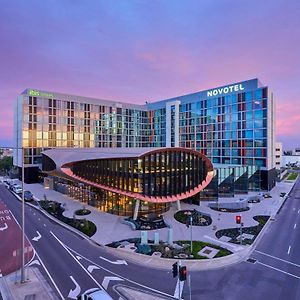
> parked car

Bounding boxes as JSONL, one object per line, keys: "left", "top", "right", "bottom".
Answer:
{"left": 13, "top": 185, "right": 22, "bottom": 194}
{"left": 9, "top": 182, "right": 19, "bottom": 190}
{"left": 77, "top": 288, "right": 113, "bottom": 300}
{"left": 24, "top": 191, "right": 34, "bottom": 201}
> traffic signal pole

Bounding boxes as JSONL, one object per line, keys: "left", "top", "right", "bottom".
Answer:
{"left": 240, "top": 222, "right": 243, "bottom": 245}
{"left": 190, "top": 216, "right": 193, "bottom": 253}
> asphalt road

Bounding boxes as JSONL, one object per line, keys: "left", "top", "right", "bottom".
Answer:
{"left": 0, "top": 183, "right": 176, "bottom": 300}
{"left": 1, "top": 176, "right": 300, "bottom": 300}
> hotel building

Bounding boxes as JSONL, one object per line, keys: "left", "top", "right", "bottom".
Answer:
{"left": 13, "top": 78, "right": 276, "bottom": 215}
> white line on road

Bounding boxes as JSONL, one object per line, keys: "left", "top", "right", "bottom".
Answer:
{"left": 9, "top": 210, "right": 64, "bottom": 299}
{"left": 298, "top": 209, "right": 300, "bottom": 214}
{"left": 100, "top": 256, "right": 128, "bottom": 265}
{"left": 288, "top": 246, "right": 291, "bottom": 255}
{"left": 102, "top": 276, "right": 123, "bottom": 290}
{"left": 50, "top": 231, "right": 102, "bottom": 288}
{"left": 68, "top": 276, "right": 81, "bottom": 299}
{"left": 87, "top": 265, "right": 100, "bottom": 273}
{"left": 43, "top": 224, "right": 46, "bottom": 227}
{"left": 32, "top": 231, "right": 42, "bottom": 242}
{"left": 38, "top": 218, "right": 40, "bottom": 221}
{"left": 257, "top": 261, "right": 300, "bottom": 279}
{"left": 254, "top": 250, "right": 300, "bottom": 268}
{"left": 0, "top": 223, "right": 8, "bottom": 231}
{"left": 294, "top": 224, "right": 297, "bottom": 229}
{"left": 63, "top": 241, "right": 175, "bottom": 299}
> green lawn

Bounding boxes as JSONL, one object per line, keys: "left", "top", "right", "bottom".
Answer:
{"left": 287, "top": 172, "right": 298, "bottom": 180}
{"left": 176, "top": 240, "right": 232, "bottom": 259}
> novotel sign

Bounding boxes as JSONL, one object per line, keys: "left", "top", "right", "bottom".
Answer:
{"left": 207, "top": 84, "right": 244, "bottom": 97}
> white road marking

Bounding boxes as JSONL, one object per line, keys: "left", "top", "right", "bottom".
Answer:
{"left": 257, "top": 261, "right": 300, "bottom": 279}
{"left": 68, "top": 276, "right": 81, "bottom": 299}
{"left": 254, "top": 250, "right": 300, "bottom": 268}
{"left": 76, "top": 255, "right": 82, "bottom": 260}
{"left": 50, "top": 232, "right": 102, "bottom": 288}
{"left": 102, "top": 276, "right": 123, "bottom": 290}
{"left": 63, "top": 241, "right": 175, "bottom": 298}
{"left": 294, "top": 223, "right": 297, "bottom": 229}
{"left": 298, "top": 209, "right": 300, "bottom": 214}
{"left": 0, "top": 223, "right": 8, "bottom": 231}
{"left": 100, "top": 256, "right": 128, "bottom": 265}
{"left": 87, "top": 265, "right": 100, "bottom": 273}
{"left": 32, "top": 231, "right": 42, "bottom": 242}
{"left": 43, "top": 224, "right": 46, "bottom": 227}
{"left": 38, "top": 218, "right": 40, "bottom": 221}
{"left": 288, "top": 246, "right": 291, "bottom": 255}
{"left": 27, "top": 259, "right": 41, "bottom": 267}
{"left": 9, "top": 205, "right": 64, "bottom": 299}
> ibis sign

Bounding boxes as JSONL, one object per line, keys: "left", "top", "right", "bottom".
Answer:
{"left": 207, "top": 84, "right": 244, "bottom": 97}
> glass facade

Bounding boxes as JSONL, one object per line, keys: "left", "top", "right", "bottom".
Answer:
{"left": 42, "top": 148, "right": 213, "bottom": 216}
{"left": 15, "top": 78, "right": 275, "bottom": 190}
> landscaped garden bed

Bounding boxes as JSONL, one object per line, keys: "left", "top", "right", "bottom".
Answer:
{"left": 124, "top": 214, "right": 167, "bottom": 230}
{"left": 287, "top": 172, "right": 298, "bottom": 181}
{"left": 39, "top": 200, "right": 96, "bottom": 237}
{"left": 174, "top": 209, "right": 212, "bottom": 226}
{"left": 215, "top": 215, "right": 270, "bottom": 245}
{"left": 75, "top": 208, "right": 91, "bottom": 216}
{"left": 210, "top": 206, "right": 250, "bottom": 213}
{"left": 107, "top": 238, "right": 232, "bottom": 259}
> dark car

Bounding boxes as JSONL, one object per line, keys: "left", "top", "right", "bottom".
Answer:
{"left": 24, "top": 191, "right": 33, "bottom": 201}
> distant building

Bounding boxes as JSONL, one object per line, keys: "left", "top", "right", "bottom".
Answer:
{"left": 0, "top": 148, "right": 13, "bottom": 158}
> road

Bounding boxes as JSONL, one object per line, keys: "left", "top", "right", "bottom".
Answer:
{"left": 1, "top": 176, "right": 300, "bottom": 299}
{"left": 0, "top": 183, "right": 177, "bottom": 299}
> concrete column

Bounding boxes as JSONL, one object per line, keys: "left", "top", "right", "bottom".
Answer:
{"left": 176, "top": 200, "right": 181, "bottom": 211}
{"left": 133, "top": 199, "right": 140, "bottom": 220}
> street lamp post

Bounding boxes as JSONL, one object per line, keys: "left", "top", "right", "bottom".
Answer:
{"left": 21, "top": 147, "right": 25, "bottom": 283}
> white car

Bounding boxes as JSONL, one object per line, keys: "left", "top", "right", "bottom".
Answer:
{"left": 13, "top": 185, "right": 23, "bottom": 194}
{"left": 77, "top": 288, "right": 113, "bottom": 300}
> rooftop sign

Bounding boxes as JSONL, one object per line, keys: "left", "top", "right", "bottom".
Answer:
{"left": 28, "top": 89, "right": 54, "bottom": 98}
{"left": 207, "top": 84, "right": 244, "bottom": 98}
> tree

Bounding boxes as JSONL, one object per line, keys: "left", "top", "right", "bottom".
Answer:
{"left": 0, "top": 156, "right": 13, "bottom": 172}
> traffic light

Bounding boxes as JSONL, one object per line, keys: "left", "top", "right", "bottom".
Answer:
{"left": 179, "top": 266, "right": 187, "bottom": 281}
{"left": 236, "top": 215, "right": 241, "bottom": 224}
{"left": 172, "top": 262, "right": 178, "bottom": 278}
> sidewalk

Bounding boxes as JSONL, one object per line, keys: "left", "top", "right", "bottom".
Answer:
{"left": 0, "top": 267, "right": 58, "bottom": 300}
{"left": 9, "top": 177, "right": 294, "bottom": 251}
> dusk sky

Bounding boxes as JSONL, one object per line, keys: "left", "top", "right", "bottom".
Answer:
{"left": 0, "top": 0, "right": 299, "bottom": 149}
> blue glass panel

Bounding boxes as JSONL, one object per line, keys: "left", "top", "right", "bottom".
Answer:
{"left": 255, "top": 89, "right": 263, "bottom": 99}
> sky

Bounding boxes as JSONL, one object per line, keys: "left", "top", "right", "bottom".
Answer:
{"left": 0, "top": 0, "right": 299, "bottom": 149}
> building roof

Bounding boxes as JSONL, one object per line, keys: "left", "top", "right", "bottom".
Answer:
{"left": 42, "top": 147, "right": 163, "bottom": 169}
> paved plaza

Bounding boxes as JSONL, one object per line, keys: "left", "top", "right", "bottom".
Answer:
{"left": 4, "top": 177, "right": 294, "bottom": 252}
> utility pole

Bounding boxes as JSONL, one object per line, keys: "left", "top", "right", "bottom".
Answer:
{"left": 21, "top": 147, "right": 25, "bottom": 283}
{"left": 190, "top": 215, "right": 193, "bottom": 253}
{"left": 240, "top": 222, "right": 243, "bottom": 245}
